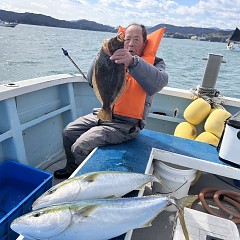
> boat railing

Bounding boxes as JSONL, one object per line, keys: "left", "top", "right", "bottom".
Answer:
{"left": 0, "top": 74, "right": 97, "bottom": 167}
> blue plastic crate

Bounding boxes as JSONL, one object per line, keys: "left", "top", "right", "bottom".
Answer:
{"left": 0, "top": 161, "right": 52, "bottom": 240}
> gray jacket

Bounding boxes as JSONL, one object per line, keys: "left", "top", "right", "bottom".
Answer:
{"left": 87, "top": 56, "right": 168, "bottom": 129}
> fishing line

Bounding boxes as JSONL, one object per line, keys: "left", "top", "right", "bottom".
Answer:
{"left": 155, "top": 180, "right": 188, "bottom": 195}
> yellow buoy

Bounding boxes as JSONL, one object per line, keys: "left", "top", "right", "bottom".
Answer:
{"left": 195, "top": 131, "right": 220, "bottom": 147}
{"left": 174, "top": 122, "right": 197, "bottom": 140}
{"left": 183, "top": 98, "right": 211, "bottom": 125}
{"left": 204, "top": 109, "right": 231, "bottom": 138}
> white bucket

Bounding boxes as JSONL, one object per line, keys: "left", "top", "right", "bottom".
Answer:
{"left": 152, "top": 161, "right": 196, "bottom": 212}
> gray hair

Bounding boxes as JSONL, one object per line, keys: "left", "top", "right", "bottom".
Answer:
{"left": 126, "top": 23, "right": 147, "bottom": 42}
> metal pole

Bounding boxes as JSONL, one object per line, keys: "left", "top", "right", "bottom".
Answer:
{"left": 62, "top": 48, "right": 87, "bottom": 80}
{"left": 201, "top": 54, "right": 224, "bottom": 89}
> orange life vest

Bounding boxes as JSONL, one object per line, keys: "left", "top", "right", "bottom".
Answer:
{"left": 113, "top": 27, "right": 166, "bottom": 119}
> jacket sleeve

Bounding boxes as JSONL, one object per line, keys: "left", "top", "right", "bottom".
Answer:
{"left": 127, "top": 57, "right": 168, "bottom": 96}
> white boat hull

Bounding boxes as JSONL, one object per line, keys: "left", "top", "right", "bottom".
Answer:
{"left": 0, "top": 21, "right": 18, "bottom": 27}
{"left": 0, "top": 73, "right": 240, "bottom": 169}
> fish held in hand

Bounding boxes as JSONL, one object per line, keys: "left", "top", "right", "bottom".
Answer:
{"left": 11, "top": 195, "right": 197, "bottom": 240}
{"left": 92, "top": 34, "right": 125, "bottom": 121}
{"left": 32, "top": 171, "right": 170, "bottom": 210}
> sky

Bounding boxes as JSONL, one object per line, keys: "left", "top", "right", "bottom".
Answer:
{"left": 0, "top": 0, "right": 239, "bottom": 30}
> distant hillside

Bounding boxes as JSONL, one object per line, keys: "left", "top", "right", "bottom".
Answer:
{"left": 0, "top": 9, "right": 234, "bottom": 42}
{"left": 0, "top": 9, "right": 114, "bottom": 32}
{"left": 149, "top": 24, "right": 232, "bottom": 36}
{"left": 149, "top": 24, "right": 234, "bottom": 42}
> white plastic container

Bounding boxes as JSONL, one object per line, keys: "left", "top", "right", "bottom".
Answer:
{"left": 218, "top": 111, "right": 240, "bottom": 165}
{"left": 152, "top": 161, "right": 196, "bottom": 211}
{"left": 173, "top": 208, "right": 240, "bottom": 240}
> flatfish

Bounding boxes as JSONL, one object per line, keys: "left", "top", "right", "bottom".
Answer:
{"left": 92, "top": 34, "right": 125, "bottom": 121}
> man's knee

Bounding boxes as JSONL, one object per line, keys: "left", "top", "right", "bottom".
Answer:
{"left": 62, "top": 123, "right": 78, "bottom": 145}
{"left": 71, "top": 141, "right": 91, "bottom": 160}
{"left": 63, "top": 123, "right": 71, "bottom": 137}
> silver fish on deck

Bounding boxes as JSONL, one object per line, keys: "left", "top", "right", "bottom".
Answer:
{"left": 11, "top": 195, "right": 197, "bottom": 240}
{"left": 92, "top": 34, "right": 125, "bottom": 121}
{"left": 32, "top": 171, "right": 171, "bottom": 210}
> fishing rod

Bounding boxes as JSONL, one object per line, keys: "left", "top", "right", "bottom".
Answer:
{"left": 62, "top": 48, "right": 87, "bottom": 80}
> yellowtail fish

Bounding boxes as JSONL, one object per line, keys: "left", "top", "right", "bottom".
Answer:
{"left": 32, "top": 171, "right": 171, "bottom": 210}
{"left": 11, "top": 195, "right": 197, "bottom": 240}
{"left": 92, "top": 34, "right": 125, "bottom": 121}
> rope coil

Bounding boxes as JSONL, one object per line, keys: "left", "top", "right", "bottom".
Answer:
{"left": 190, "top": 85, "right": 220, "bottom": 98}
{"left": 190, "top": 188, "right": 240, "bottom": 223}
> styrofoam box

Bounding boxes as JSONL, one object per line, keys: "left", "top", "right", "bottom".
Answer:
{"left": 0, "top": 161, "right": 52, "bottom": 240}
{"left": 173, "top": 208, "right": 239, "bottom": 240}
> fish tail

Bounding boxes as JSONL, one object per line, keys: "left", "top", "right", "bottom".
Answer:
{"left": 170, "top": 195, "right": 198, "bottom": 240}
{"left": 98, "top": 108, "right": 112, "bottom": 121}
{"left": 172, "top": 195, "right": 197, "bottom": 211}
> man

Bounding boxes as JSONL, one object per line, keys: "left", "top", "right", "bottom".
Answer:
{"left": 54, "top": 23, "right": 168, "bottom": 179}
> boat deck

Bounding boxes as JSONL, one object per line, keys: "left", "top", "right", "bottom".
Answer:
{"left": 45, "top": 159, "right": 240, "bottom": 240}
{"left": 43, "top": 130, "right": 240, "bottom": 240}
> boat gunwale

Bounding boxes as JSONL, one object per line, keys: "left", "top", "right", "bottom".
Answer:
{"left": 0, "top": 74, "right": 85, "bottom": 101}
{"left": 1, "top": 74, "right": 240, "bottom": 108}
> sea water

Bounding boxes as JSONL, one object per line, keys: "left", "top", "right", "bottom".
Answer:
{"left": 0, "top": 24, "right": 240, "bottom": 98}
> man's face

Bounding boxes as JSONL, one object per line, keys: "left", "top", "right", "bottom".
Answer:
{"left": 124, "top": 25, "right": 146, "bottom": 56}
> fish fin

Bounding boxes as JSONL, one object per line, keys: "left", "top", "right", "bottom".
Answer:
{"left": 98, "top": 108, "right": 112, "bottom": 121}
{"left": 142, "top": 219, "right": 153, "bottom": 228}
{"left": 171, "top": 195, "right": 198, "bottom": 240}
{"left": 105, "top": 195, "right": 118, "bottom": 199}
{"left": 83, "top": 172, "right": 99, "bottom": 183}
{"left": 92, "top": 66, "right": 103, "bottom": 104}
{"left": 137, "top": 217, "right": 157, "bottom": 229}
{"left": 173, "top": 195, "right": 198, "bottom": 210}
{"left": 178, "top": 209, "right": 190, "bottom": 240}
{"left": 136, "top": 184, "right": 147, "bottom": 190}
{"left": 75, "top": 205, "right": 98, "bottom": 218}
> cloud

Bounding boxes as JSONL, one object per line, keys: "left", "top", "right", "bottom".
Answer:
{"left": 0, "top": 0, "right": 239, "bottom": 29}
{"left": 165, "top": 0, "right": 239, "bottom": 29}
{"left": 30, "top": 3, "right": 48, "bottom": 9}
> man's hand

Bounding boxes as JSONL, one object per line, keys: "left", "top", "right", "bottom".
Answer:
{"left": 110, "top": 49, "right": 134, "bottom": 69}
